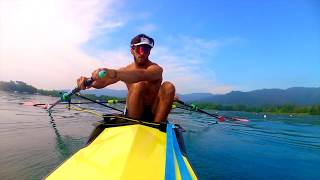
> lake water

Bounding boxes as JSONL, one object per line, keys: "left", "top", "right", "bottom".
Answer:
{"left": 0, "top": 91, "right": 319, "bottom": 179}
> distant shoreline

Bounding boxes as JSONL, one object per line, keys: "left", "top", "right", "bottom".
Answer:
{"left": 193, "top": 103, "right": 320, "bottom": 115}
{"left": 1, "top": 80, "right": 320, "bottom": 115}
{"left": 0, "top": 81, "right": 123, "bottom": 101}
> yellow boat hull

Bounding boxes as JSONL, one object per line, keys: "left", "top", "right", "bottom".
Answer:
{"left": 46, "top": 124, "right": 197, "bottom": 180}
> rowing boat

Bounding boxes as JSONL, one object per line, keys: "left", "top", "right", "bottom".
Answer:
{"left": 41, "top": 70, "right": 248, "bottom": 179}
{"left": 46, "top": 114, "right": 198, "bottom": 180}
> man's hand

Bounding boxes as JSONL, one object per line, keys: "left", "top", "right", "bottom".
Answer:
{"left": 76, "top": 68, "right": 113, "bottom": 90}
{"left": 91, "top": 68, "right": 117, "bottom": 80}
{"left": 77, "top": 76, "right": 91, "bottom": 90}
{"left": 77, "top": 74, "right": 110, "bottom": 90}
{"left": 91, "top": 68, "right": 107, "bottom": 80}
{"left": 90, "top": 68, "right": 119, "bottom": 89}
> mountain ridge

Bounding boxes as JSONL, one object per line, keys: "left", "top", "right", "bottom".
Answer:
{"left": 196, "top": 87, "right": 320, "bottom": 106}
{"left": 83, "top": 87, "right": 320, "bottom": 106}
{"left": 1, "top": 81, "right": 319, "bottom": 106}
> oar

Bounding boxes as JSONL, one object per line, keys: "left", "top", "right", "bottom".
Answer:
{"left": 20, "top": 102, "right": 50, "bottom": 109}
{"left": 176, "top": 100, "right": 249, "bottom": 122}
{"left": 47, "top": 70, "right": 107, "bottom": 111}
{"left": 75, "top": 93, "right": 123, "bottom": 113}
{"left": 21, "top": 100, "right": 126, "bottom": 107}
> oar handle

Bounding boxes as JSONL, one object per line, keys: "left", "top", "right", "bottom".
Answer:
{"left": 60, "top": 77, "right": 93, "bottom": 101}
{"left": 84, "top": 78, "right": 94, "bottom": 87}
{"left": 47, "top": 70, "right": 106, "bottom": 110}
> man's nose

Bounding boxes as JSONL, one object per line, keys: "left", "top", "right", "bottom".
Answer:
{"left": 140, "top": 50, "right": 146, "bottom": 55}
{"left": 138, "top": 48, "right": 146, "bottom": 55}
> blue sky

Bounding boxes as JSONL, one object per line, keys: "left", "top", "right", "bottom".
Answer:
{"left": 83, "top": 0, "right": 320, "bottom": 92}
{"left": 1, "top": 0, "right": 319, "bottom": 94}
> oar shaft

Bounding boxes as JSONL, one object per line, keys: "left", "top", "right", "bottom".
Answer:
{"left": 31, "top": 100, "right": 126, "bottom": 107}
{"left": 197, "top": 108, "right": 219, "bottom": 118}
{"left": 46, "top": 70, "right": 108, "bottom": 111}
{"left": 47, "top": 100, "right": 62, "bottom": 110}
{"left": 47, "top": 79, "right": 93, "bottom": 110}
{"left": 176, "top": 100, "right": 248, "bottom": 122}
{"left": 176, "top": 100, "right": 219, "bottom": 118}
{"left": 75, "top": 93, "right": 123, "bottom": 113}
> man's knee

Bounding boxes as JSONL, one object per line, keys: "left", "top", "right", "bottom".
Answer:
{"left": 130, "top": 82, "right": 148, "bottom": 94}
{"left": 160, "top": 81, "right": 175, "bottom": 96}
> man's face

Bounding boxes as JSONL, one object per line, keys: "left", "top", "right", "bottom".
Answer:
{"left": 131, "top": 45, "right": 152, "bottom": 66}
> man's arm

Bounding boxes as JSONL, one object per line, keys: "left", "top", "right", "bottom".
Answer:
{"left": 116, "top": 64, "right": 163, "bottom": 83}
{"left": 90, "top": 76, "right": 119, "bottom": 89}
{"left": 90, "top": 64, "right": 162, "bottom": 88}
{"left": 89, "top": 68, "right": 122, "bottom": 89}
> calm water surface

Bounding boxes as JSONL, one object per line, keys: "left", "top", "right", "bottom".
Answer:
{"left": 0, "top": 91, "right": 319, "bottom": 179}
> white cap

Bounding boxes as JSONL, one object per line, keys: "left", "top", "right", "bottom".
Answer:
{"left": 132, "top": 37, "right": 154, "bottom": 48}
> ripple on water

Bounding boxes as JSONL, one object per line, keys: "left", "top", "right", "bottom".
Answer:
{"left": 1, "top": 91, "right": 320, "bottom": 179}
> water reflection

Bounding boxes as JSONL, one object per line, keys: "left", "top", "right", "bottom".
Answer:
{"left": 1, "top": 91, "right": 320, "bottom": 180}
{"left": 48, "top": 112, "right": 70, "bottom": 158}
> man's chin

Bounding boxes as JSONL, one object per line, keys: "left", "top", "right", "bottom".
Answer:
{"left": 136, "top": 62, "right": 144, "bottom": 66}
{"left": 135, "top": 58, "right": 146, "bottom": 66}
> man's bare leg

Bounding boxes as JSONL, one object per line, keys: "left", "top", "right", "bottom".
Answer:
{"left": 153, "top": 81, "right": 175, "bottom": 123}
{"left": 127, "top": 82, "right": 146, "bottom": 119}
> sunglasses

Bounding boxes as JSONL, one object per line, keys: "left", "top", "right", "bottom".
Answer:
{"left": 133, "top": 45, "right": 152, "bottom": 55}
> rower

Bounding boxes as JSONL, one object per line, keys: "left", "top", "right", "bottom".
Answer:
{"left": 77, "top": 34, "right": 176, "bottom": 123}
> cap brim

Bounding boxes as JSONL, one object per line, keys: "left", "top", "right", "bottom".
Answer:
{"left": 133, "top": 42, "right": 153, "bottom": 48}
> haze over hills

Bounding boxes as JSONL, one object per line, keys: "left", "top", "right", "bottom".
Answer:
{"left": 178, "top": 93, "right": 214, "bottom": 102}
{"left": 83, "top": 87, "right": 320, "bottom": 106}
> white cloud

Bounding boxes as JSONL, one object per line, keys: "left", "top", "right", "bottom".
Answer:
{"left": 0, "top": 1, "right": 235, "bottom": 94}
{"left": 153, "top": 50, "right": 216, "bottom": 94}
{"left": 165, "top": 35, "right": 220, "bottom": 58}
{"left": 98, "top": 21, "right": 124, "bottom": 30}
{"left": 150, "top": 36, "right": 235, "bottom": 94}
{"left": 0, "top": 0, "right": 122, "bottom": 90}
{"left": 98, "top": 49, "right": 132, "bottom": 69}
{"left": 136, "top": 23, "right": 157, "bottom": 33}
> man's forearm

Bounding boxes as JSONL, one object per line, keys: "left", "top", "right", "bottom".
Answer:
{"left": 95, "top": 69, "right": 120, "bottom": 87}
{"left": 107, "top": 65, "right": 162, "bottom": 84}
{"left": 116, "top": 69, "right": 145, "bottom": 83}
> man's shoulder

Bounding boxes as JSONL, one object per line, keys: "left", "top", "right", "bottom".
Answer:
{"left": 147, "top": 62, "right": 163, "bottom": 73}
{"left": 148, "top": 60, "right": 162, "bottom": 69}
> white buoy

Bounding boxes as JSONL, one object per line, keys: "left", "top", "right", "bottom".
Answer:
{"left": 263, "top": 114, "right": 267, "bottom": 118}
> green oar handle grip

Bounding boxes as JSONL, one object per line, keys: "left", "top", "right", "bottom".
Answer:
{"left": 83, "top": 70, "right": 107, "bottom": 87}
{"left": 190, "top": 104, "right": 198, "bottom": 110}
{"left": 62, "top": 70, "right": 107, "bottom": 101}
{"left": 98, "top": 70, "right": 107, "bottom": 78}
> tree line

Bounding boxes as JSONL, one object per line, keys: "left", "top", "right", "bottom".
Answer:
{"left": 0, "top": 80, "right": 121, "bottom": 101}
{"left": 193, "top": 103, "right": 320, "bottom": 115}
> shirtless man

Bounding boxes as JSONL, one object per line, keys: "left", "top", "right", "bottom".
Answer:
{"left": 77, "top": 34, "right": 175, "bottom": 123}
